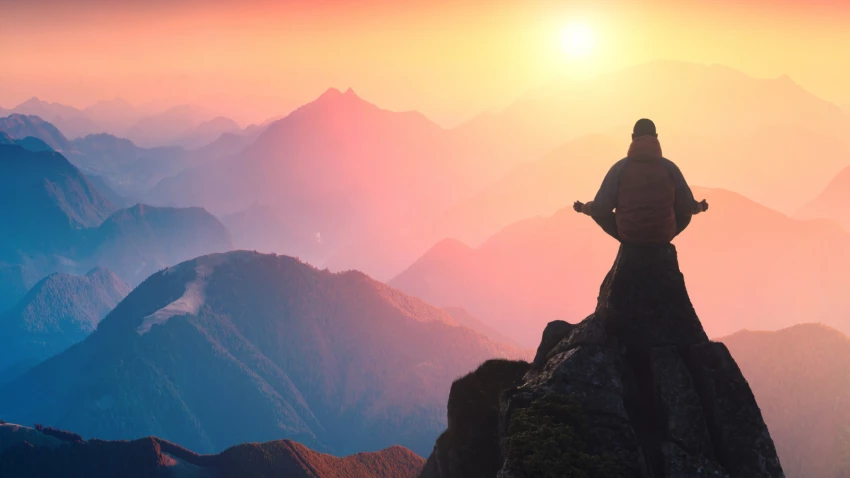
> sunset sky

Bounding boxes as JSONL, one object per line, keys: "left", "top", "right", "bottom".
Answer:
{"left": 2, "top": 0, "right": 849, "bottom": 125}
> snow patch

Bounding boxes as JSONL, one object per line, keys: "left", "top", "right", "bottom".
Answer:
{"left": 136, "top": 261, "right": 217, "bottom": 335}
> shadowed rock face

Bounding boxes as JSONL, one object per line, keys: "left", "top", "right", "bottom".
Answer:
{"left": 421, "top": 243, "right": 784, "bottom": 478}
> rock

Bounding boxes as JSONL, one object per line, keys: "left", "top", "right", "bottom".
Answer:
{"left": 419, "top": 359, "right": 530, "bottom": 478}
{"left": 421, "top": 243, "right": 785, "bottom": 478}
{"left": 651, "top": 347, "right": 714, "bottom": 457}
{"left": 530, "top": 320, "right": 574, "bottom": 371}
{"left": 686, "top": 343, "right": 785, "bottom": 478}
{"left": 661, "top": 442, "right": 730, "bottom": 478}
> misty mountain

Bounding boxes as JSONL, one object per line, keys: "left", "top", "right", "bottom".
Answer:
{"left": 0, "top": 114, "right": 73, "bottom": 151}
{"left": 83, "top": 204, "right": 234, "bottom": 284}
{"left": 0, "top": 131, "right": 53, "bottom": 152}
{"left": 187, "top": 116, "right": 241, "bottom": 148}
{"left": 0, "top": 144, "right": 116, "bottom": 257}
{"left": 796, "top": 165, "right": 850, "bottom": 232}
{"left": 0, "top": 251, "right": 522, "bottom": 457}
{"left": 83, "top": 97, "right": 143, "bottom": 132}
{"left": 392, "top": 188, "right": 850, "bottom": 347}
{"left": 0, "top": 423, "right": 425, "bottom": 478}
{"left": 2, "top": 98, "right": 96, "bottom": 139}
{"left": 220, "top": 203, "right": 326, "bottom": 261}
{"left": 148, "top": 88, "right": 501, "bottom": 267}
{"left": 458, "top": 60, "right": 850, "bottom": 164}
{"left": 0, "top": 264, "right": 38, "bottom": 314}
{"left": 125, "top": 104, "right": 231, "bottom": 148}
{"left": 0, "top": 268, "right": 130, "bottom": 374}
{"left": 723, "top": 324, "right": 850, "bottom": 478}
{"left": 441, "top": 307, "right": 521, "bottom": 349}
{"left": 327, "top": 116, "right": 850, "bottom": 280}
{"left": 0, "top": 144, "right": 234, "bottom": 290}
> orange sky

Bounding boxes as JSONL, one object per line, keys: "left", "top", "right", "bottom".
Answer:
{"left": 2, "top": 0, "right": 849, "bottom": 125}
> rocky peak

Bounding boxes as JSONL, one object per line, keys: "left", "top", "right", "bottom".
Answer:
{"left": 421, "top": 243, "right": 784, "bottom": 478}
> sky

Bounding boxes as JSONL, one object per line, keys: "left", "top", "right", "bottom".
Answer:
{"left": 1, "top": 0, "right": 849, "bottom": 125}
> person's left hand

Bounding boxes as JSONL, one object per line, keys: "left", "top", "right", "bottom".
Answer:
{"left": 699, "top": 199, "right": 709, "bottom": 212}
{"left": 573, "top": 201, "right": 585, "bottom": 213}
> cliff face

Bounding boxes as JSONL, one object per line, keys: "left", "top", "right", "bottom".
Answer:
{"left": 421, "top": 244, "right": 785, "bottom": 478}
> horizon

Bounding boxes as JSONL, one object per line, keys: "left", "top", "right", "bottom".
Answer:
{"left": 3, "top": 0, "right": 850, "bottom": 126}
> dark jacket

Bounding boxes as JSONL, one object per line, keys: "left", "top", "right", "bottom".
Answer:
{"left": 582, "top": 137, "right": 701, "bottom": 243}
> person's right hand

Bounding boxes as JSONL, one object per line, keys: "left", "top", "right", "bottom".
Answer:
{"left": 573, "top": 201, "right": 585, "bottom": 213}
{"left": 699, "top": 199, "right": 709, "bottom": 212}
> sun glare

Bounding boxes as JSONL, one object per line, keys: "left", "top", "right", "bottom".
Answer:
{"left": 561, "top": 22, "right": 596, "bottom": 58}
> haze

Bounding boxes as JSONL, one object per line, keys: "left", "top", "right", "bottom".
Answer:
{"left": 2, "top": 0, "right": 850, "bottom": 125}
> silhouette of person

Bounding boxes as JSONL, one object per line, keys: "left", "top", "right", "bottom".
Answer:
{"left": 574, "top": 119, "right": 708, "bottom": 243}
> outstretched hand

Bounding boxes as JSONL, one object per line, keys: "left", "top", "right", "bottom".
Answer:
{"left": 699, "top": 199, "right": 709, "bottom": 212}
{"left": 573, "top": 201, "right": 585, "bottom": 213}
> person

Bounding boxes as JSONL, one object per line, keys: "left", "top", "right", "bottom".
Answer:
{"left": 573, "top": 119, "right": 708, "bottom": 243}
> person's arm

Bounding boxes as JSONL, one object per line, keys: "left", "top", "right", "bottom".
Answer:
{"left": 575, "top": 160, "right": 624, "bottom": 216}
{"left": 665, "top": 160, "right": 708, "bottom": 215}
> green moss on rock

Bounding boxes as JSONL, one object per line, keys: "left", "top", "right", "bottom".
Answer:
{"left": 504, "top": 393, "right": 633, "bottom": 478}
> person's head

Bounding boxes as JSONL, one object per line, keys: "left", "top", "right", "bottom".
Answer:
{"left": 632, "top": 118, "right": 657, "bottom": 140}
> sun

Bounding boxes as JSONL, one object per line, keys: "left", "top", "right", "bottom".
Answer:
{"left": 561, "top": 22, "right": 596, "bottom": 58}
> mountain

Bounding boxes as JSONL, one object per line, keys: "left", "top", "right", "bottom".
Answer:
{"left": 420, "top": 244, "right": 783, "bottom": 478}
{"left": 458, "top": 60, "right": 850, "bottom": 165}
{"left": 796, "top": 165, "right": 850, "bottom": 231}
{"left": 0, "top": 423, "right": 424, "bottom": 478}
{"left": 6, "top": 98, "right": 95, "bottom": 139}
{"left": 720, "top": 324, "right": 850, "bottom": 478}
{"left": 0, "top": 264, "right": 37, "bottom": 314}
{"left": 0, "top": 131, "right": 53, "bottom": 152}
{"left": 185, "top": 116, "right": 242, "bottom": 148}
{"left": 83, "top": 204, "right": 234, "bottom": 285}
{"left": 392, "top": 188, "right": 850, "bottom": 347}
{"left": 0, "top": 114, "right": 72, "bottom": 151}
{"left": 0, "top": 268, "right": 130, "bottom": 373}
{"left": 442, "top": 307, "right": 521, "bottom": 349}
{"left": 326, "top": 123, "right": 850, "bottom": 280}
{"left": 0, "top": 251, "right": 522, "bottom": 456}
{"left": 83, "top": 97, "right": 142, "bottom": 132}
{"left": 220, "top": 203, "right": 327, "bottom": 261}
{"left": 147, "top": 88, "right": 506, "bottom": 267}
{"left": 125, "top": 104, "right": 220, "bottom": 147}
{"left": 0, "top": 144, "right": 232, "bottom": 287}
{"left": 0, "top": 144, "right": 116, "bottom": 257}
{"left": 69, "top": 133, "right": 188, "bottom": 197}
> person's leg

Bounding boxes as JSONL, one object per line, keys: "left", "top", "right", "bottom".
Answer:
{"left": 673, "top": 213, "right": 693, "bottom": 238}
{"left": 593, "top": 214, "right": 621, "bottom": 241}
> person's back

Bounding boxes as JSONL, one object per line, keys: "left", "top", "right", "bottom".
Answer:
{"left": 574, "top": 119, "right": 708, "bottom": 243}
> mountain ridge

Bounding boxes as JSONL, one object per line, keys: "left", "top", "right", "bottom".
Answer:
{"left": 0, "top": 250, "right": 523, "bottom": 456}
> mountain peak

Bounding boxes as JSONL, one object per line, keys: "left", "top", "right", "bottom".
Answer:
{"left": 18, "top": 97, "right": 44, "bottom": 107}
{"left": 421, "top": 243, "right": 784, "bottom": 477}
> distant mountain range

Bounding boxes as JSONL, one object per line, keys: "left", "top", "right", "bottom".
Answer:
{"left": 0, "top": 251, "right": 522, "bottom": 457}
{"left": 392, "top": 188, "right": 850, "bottom": 347}
{"left": 146, "top": 87, "right": 509, "bottom": 266}
{"left": 723, "top": 324, "right": 850, "bottom": 478}
{"left": 457, "top": 60, "right": 850, "bottom": 164}
{"left": 0, "top": 144, "right": 233, "bottom": 308}
{"left": 0, "top": 422, "right": 424, "bottom": 478}
{"left": 0, "top": 113, "right": 263, "bottom": 200}
{"left": 0, "top": 144, "right": 116, "bottom": 257}
{"left": 0, "top": 97, "right": 248, "bottom": 148}
{"left": 796, "top": 165, "right": 850, "bottom": 232}
{"left": 0, "top": 268, "right": 130, "bottom": 376}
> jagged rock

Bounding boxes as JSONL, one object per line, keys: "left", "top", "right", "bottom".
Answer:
{"left": 661, "top": 442, "right": 730, "bottom": 477}
{"left": 420, "top": 243, "right": 784, "bottom": 478}
{"left": 420, "top": 359, "right": 530, "bottom": 478}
